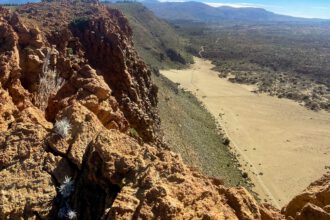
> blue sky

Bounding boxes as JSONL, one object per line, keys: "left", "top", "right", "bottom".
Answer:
{"left": 196, "top": 0, "right": 330, "bottom": 19}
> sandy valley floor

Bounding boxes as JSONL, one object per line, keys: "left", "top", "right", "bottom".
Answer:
{"left": 161, "top": 57, "right": 330, "bottom": 208}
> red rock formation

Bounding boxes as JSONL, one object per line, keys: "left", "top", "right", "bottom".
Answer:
{"left": 282, "top": 174, "right": 330, "bottom": 220}
{"left": 0, "top": 2, "right": 329, "bottom": 220}
{"left": 1, "top": 2, "right": 160, "bottom": 143}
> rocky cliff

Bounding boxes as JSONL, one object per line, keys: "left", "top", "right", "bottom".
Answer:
{"left": 0, "top": 2, "right": 329, "bottom": 220}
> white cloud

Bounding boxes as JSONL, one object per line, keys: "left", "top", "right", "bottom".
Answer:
{"left": 311, "top": 6, "right": 330, "bottom": 10}
{"left": 205, "top": 2, "right": 264, "bottom": 8}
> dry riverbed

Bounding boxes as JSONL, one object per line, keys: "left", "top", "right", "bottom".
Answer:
{"left": 161, "top": 57, "right": 330, "bottom": 208}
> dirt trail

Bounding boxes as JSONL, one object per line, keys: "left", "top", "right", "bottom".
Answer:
{"left": 161, "top": 57, "right": 330, "bottom": 208}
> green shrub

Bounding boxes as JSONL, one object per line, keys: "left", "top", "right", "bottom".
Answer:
{"left": 128, "top": 128, "right": 139, "bottom": 139}
{"left": 67, "top": 47, "right": 74, "bottom": 56}
{"left": 223, "top": 137, "right": 230, "bottom": 146}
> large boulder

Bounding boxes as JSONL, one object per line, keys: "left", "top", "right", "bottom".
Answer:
{"left": 283, "top": 174, "right": 330, "bottom": 220}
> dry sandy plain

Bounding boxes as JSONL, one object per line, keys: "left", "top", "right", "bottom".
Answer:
{"left": 161, "top": 57, "right": 330, "bottom": 208}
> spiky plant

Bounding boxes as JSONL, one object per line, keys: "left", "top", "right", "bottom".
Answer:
{"left": 58, "top": 204, "right": 77, "bottom": 220}
{"left": 54, "top": 118, "right": 71, "bottom": 138}
{"left": 58, "top": 176, "right": 74, "bottom": 198}
{"left": 67, "top": 209, "right": 77, "bottom": 219}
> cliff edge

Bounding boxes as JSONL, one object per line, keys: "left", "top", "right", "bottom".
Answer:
{"left": 0, "top": 2, "right": 329, "bottom": 219}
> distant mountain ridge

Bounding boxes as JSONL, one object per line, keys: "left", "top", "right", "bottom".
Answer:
{"left": 142, "top": 1, "right": 325, "bottom": 23}
{"left": 0, "top": 0, "right": 39, "bottom": 3}
{"left": 0, "top": 0, "right": 38, "bottom": 3}
{"left": 2, "top": 0, "right": 329, "bottom": 23}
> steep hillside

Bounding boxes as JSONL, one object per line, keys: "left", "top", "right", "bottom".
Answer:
{"left": 110, "top": 2, "right": 193, "bottom": 69}
{"left": 110, "top": 2, "right": 251, "bottom": 189}
{"left": 152, "top": 73, "right": 255, "bottom": 189}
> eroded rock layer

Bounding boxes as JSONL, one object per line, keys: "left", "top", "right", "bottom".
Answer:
{"left": 0, "top": 2, "right": 329, "bottom": 220}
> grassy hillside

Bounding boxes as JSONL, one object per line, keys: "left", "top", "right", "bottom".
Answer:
{"left": 110, "top": 2, "right": 193, "bottom": 69}
{"left": 152, "top": 74, "right": 253, "bottom": 190}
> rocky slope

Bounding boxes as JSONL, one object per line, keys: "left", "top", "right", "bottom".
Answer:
{"left": 0, "top": 1, "right": 329, "bottom": 220}
{"left": 111, "top": 2, "right": 193, "bottom": 69}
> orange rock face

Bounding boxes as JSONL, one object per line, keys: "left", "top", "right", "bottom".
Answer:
{"left": 283, "top": 174, "right": 330, "bottom": 220}
{"left": 0, "top": 2, "right": 329, "bottom": 220}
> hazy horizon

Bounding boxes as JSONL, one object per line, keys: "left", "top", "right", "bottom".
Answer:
{"left": 156, "top": 0, "right": 330, "bottom": 19}
{"left": 1, "top": 0, "right": 330, "bottom": 19}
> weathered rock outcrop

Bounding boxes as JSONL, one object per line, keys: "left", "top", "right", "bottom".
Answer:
{"left": 1, "top": 1, "right": 159, "bottom": 142}
{"left": 0, "top": 2, "right": 329, "bottom": 220}
{"left": 282, "top": 174, "right": 330, "bottom": 220}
